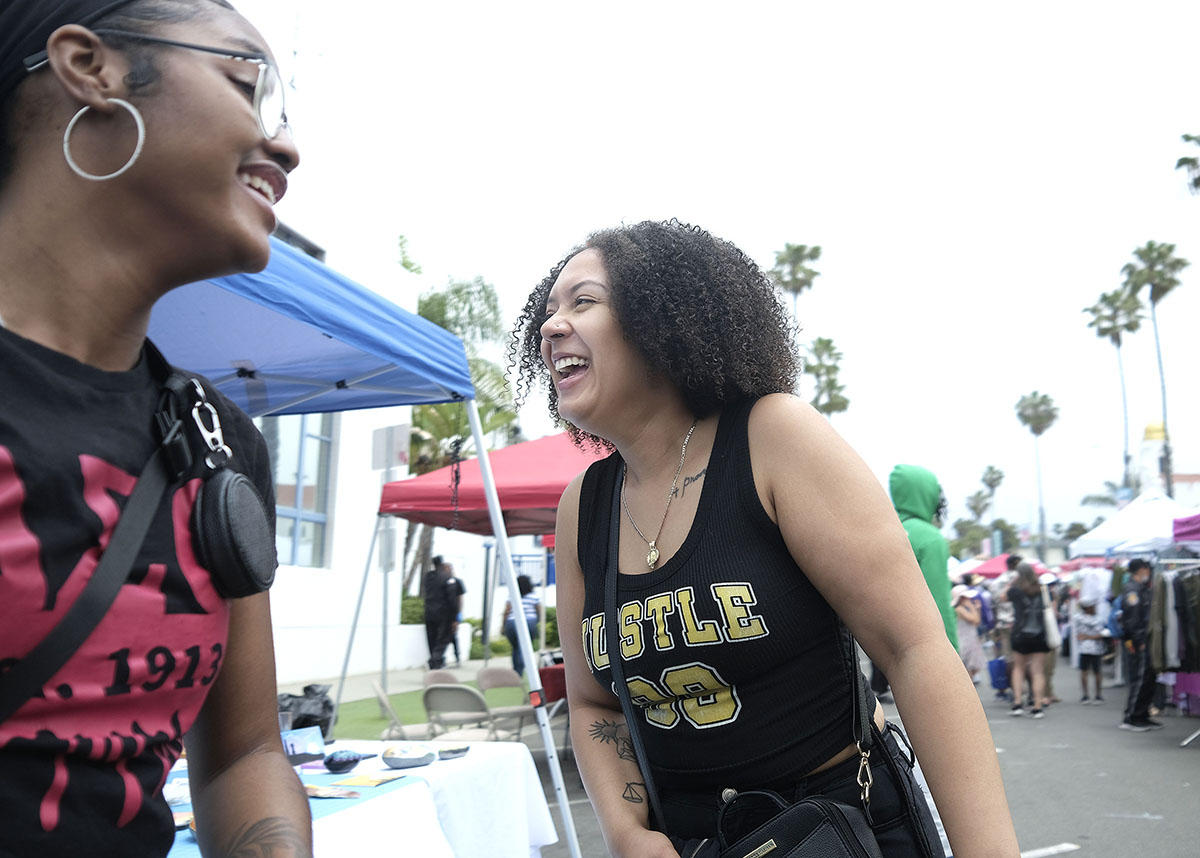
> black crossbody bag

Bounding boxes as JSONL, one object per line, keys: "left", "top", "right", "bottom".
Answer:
{"left": 0, "top": 343, "right": 275, "bottom": 726}
{"left": 603, "top": 466, "right": 884, "bottom": 858}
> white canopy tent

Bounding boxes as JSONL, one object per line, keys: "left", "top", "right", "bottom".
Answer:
{"left": 1067, "top": 490, "right": 1197, "bottom": 557}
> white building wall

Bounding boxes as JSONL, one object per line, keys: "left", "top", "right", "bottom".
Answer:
{"left": 269, "top": 404, "right": 421, "bottom": 683}
{"left": 268, "top": 403, "right": 557, "bottom": 683}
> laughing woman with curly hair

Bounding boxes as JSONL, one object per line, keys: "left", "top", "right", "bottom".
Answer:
{"left": 512, "top": 220, "right": 1018, "bottom": 858}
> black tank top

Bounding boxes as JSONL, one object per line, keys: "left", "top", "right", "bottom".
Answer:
{"left": 578, "top": 398, "right": 862, "bottom": 791}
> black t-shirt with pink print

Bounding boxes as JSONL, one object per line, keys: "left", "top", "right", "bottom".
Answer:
{"left": 0, "top": 325, "right": 274, "bottom": 857}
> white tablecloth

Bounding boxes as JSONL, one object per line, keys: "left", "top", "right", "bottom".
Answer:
{"left": 315, "top": 740, "right": 557, "bottom": 857}
{"left": 169, "top": 740, "right": 557, "bottom": 858}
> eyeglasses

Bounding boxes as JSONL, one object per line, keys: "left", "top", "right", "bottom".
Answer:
{"left": 24, "top": 29, "right": 289, "bottom": 140}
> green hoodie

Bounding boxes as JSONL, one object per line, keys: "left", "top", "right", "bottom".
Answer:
{"left": 889, "top": 464, "right": 958, "bottom": 650}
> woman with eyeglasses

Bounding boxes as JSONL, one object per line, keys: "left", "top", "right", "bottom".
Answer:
{"left": 0, "top": 2, "right": 308, "bottom": 856}
{"left": 513, "top": 220, "right": 1020, "bottom": 857}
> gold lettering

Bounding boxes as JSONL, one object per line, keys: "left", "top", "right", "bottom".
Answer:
{"left": 620, "top": 601, "right": 644, "bottom": 659}
{"left": 662, "top": 662, "right": 741, "bottom": 727}
{"left": 580, "top": 618, "right": 592, "bottom": 672}
{"left": 712, "top": 584, "right": 768, "bottom": 640}
{"left": 587, "top": 614, "right": 609, "bottom": 668}
{"left": 644, "top": 593, "right": 677, "bottom": 651}
{"left": 625, "top": 676, "right": 679, "bottom": 729}
{"left": 676, "top": 587, "right": 721, "bottom": 645}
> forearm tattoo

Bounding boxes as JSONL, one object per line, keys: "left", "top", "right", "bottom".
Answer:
{"left": 590, "top": 719, "right": 644, "bottom": 802}
{"left": 588, "top": 718, "right": 622, "bottom": 744}
{"left": 221, "top": 818, "right": 311, "bottom": 857}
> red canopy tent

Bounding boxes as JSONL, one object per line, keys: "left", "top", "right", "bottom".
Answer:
{"left": 378, "top": 432, "right": 609, "bottom": 536}
{"left": 969, "top": 553, "right": 1052, "bottom": 579}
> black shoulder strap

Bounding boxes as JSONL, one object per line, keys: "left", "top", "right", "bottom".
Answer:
{"left": 0, "top": 341, "right": 188, "bottom": 725}
{"left": 605, "top": 464, "right": 668, "bottom": 830}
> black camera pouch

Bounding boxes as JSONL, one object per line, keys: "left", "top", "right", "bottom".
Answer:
{"left": 191, "top": 467, "right": 277, "bottom": 598}
{"left": 149, "top": 342, "right": 276, "bottom": 600}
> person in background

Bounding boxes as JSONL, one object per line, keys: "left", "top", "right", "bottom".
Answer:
{"left": 1040, "top": 573, "right": 1063, "bottom": 705}
{"left": 448, "top": 617, "right": 463, "bottom": 667}
{"left": 1118, "top": 559, "right": 1162, "bottom": 731}
{"left": 952, "top": 584, "right": 986, "bottom": 683}
{"left": 1007, "top": 563, "right": 1051, "bottom": 718}
{"left": 423, "top": 556, "right": 465, "bottom": 670}
{"left": 890, "top": 466, "right": 958, "bottom": 651}
{"left": 0, "top": 1, "right": 309, "bottom": 855}
{"left": 503, "top": 573, "right": 542, "bottom": 677}
{"left": 994, "top": 555, "right": 1022, "bottom": 698}
{"left": 1073, "top": 595, "right": 1106, "bottom": 704}
{"left": 966, "top": 573, "right": 995, "bottom": 641}
{"left": 516, "top": 220, "right": 1018, "bottom": 857}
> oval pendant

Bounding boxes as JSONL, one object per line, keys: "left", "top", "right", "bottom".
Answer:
{"left": 646, "top": 545, "right": 660, "bottom": 569}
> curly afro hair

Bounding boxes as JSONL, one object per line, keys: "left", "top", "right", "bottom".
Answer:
{"left": 510, "top": 219, "right": 799, "bottom": 446}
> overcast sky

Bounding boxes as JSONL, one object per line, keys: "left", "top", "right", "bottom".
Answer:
{"left": 236, "top": 0, "right": 1200, "bottom": 537}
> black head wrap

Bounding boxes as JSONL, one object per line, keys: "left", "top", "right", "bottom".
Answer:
{"left": 0, "top": 1, "right": 142, "bottom": 107}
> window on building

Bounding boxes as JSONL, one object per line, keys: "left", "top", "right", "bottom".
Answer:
{"left": 259, "top": 413, "right": 336, "bottom": 567}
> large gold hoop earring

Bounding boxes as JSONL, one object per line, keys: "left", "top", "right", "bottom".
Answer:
{"left": 62, "top": 98, "right": 146, "bottom": 182}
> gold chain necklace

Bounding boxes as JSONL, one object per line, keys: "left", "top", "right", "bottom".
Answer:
{"left": 621, "top": 420, "right": 698, "bottom": 570}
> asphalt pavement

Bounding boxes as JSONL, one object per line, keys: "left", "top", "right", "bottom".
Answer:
{"left": 525, "top": 658, "right": 1199, "bottom": 858}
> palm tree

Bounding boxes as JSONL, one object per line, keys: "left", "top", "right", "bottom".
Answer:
{"left": 982, "top": 465, "right": 1004, "bottom": 497}
{"left": 804, "top": 337, "right": 849, "bottom": 417}
{"left": 769, "top": 243, "right": 821, "bottom": 319}
{"left": 1016, "top": 391, "right": 1059, "bottom": 562}
{"left": 1121, "top": 241, "right": 1189, "bottom": 497}
{"left": 967, "top": 490, "right": 990, "bottom": 523}
{"left": 400, "top": 276, "right": 519, "bottom": 595}
{"left": 1082, "top": 480, "right": 1122, "bottom": 508}
{"left": 1084, "top": 288, "right": 1143, "bottom": 487}
{"left": 1175, "top": 134, "right": 1200, "bottom": 195}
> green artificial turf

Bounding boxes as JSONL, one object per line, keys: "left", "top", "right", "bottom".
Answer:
{"left": 331, "top": 682, "right": 529, "bottom": 741}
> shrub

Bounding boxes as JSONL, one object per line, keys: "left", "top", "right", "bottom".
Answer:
{"left": 464, "top": 611, "right": 559, "bottom": 658}
{"left": 400, "top": 595, "right": 424, "bottom": 625}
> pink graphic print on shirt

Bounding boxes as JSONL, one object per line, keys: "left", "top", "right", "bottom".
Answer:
{"left": 0, "top": 447, "right": 230, "bottom": 831}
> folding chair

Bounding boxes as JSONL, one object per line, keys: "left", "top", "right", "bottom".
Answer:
{"left": 423, "top": 669, "right": 460, "bottom": 687}
{"left": 422, "top": 684, "right": 507, "bottom": 740}
{"left": 372, "top": 681, "right": 408, "bottom": 741}
{"left": 476, "top": 666, "right": 536, "bottom": 740}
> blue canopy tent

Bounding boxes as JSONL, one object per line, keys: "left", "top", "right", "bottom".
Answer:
{"left": 149, "top": 236, "right": 471, "bottom": 417}
{"left": 147, "top": 237, "right": 580, "bottom": 856}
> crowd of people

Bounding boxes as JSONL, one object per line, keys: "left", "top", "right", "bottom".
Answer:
{"left": 946, "top": 555, "right": 1171, "bottom": 732}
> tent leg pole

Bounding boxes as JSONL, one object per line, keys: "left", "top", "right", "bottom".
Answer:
{"left": 331, "top": 515, "right": 382, "bottom": 737}
{"left": 482, "top": 541, "right": 492, "bottom": 666}
{"left": 467, "top": 400, "right": 581, "bottom": 858}
{"left": 381, "top": 549, "right": 388, "bottom": 695}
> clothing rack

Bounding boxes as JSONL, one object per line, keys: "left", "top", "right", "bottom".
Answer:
{"left": 1155, "top": 561, "right": 1200, "bottom": 746}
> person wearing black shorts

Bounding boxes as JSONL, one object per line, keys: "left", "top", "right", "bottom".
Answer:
{"left": 1073, "top": 595, "right": 1107, "bottom": 704}
{"left": 1007, "top": 563, "right": 1051, "bottom": 717}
